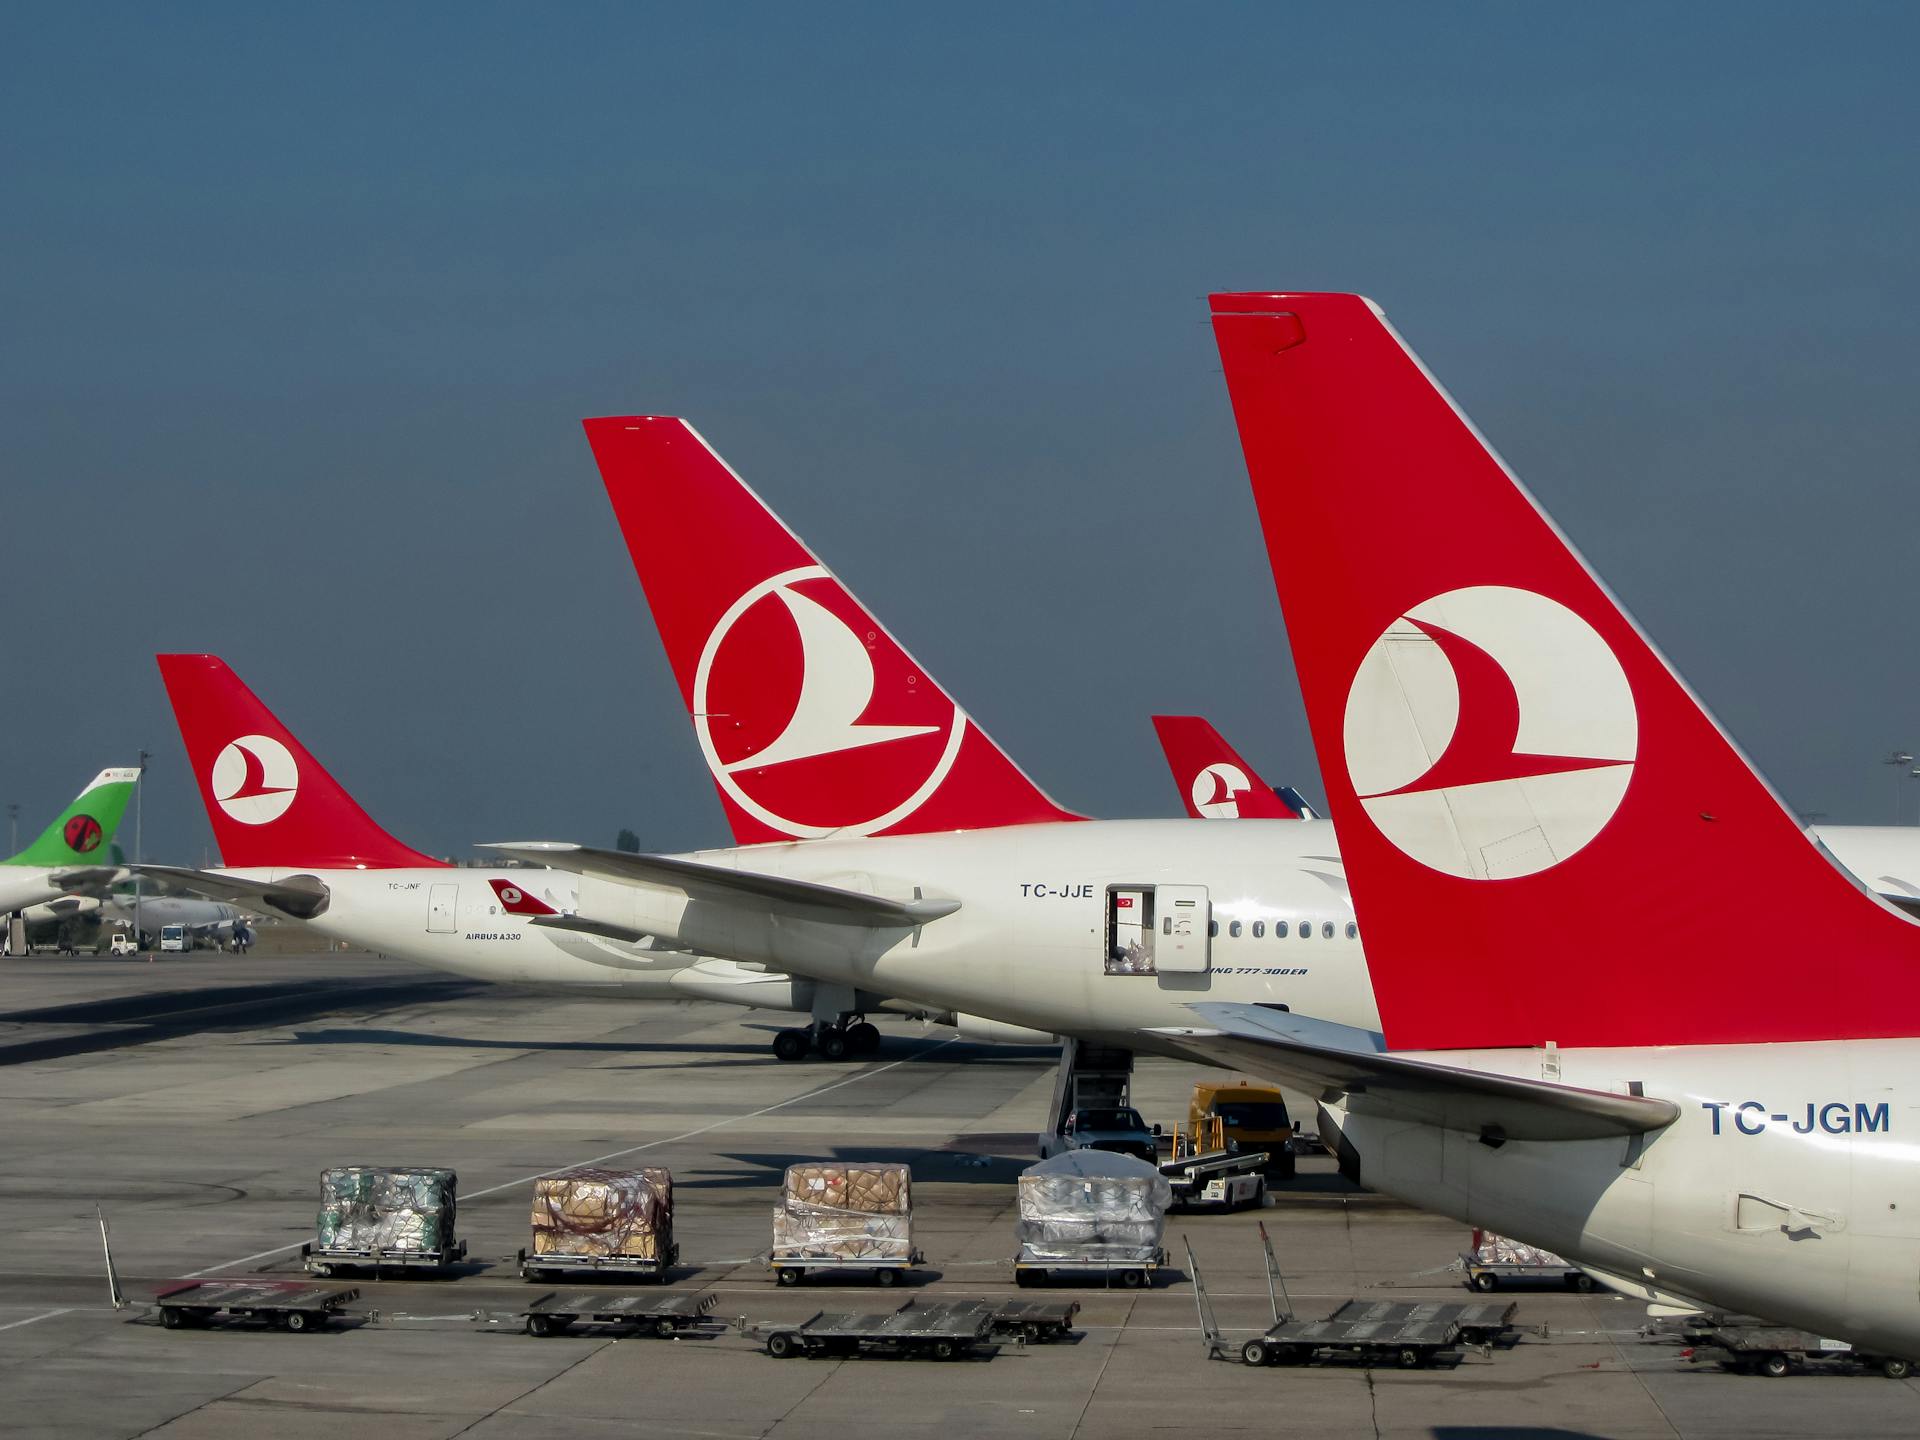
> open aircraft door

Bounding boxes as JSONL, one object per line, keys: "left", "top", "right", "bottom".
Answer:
{"left": 427, "top": 883, "right": 458, "bottom": 934}
{"left": 1155, "top": 884, "right": 1211, "bottom": 973}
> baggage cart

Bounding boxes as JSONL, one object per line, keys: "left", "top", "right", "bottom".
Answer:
{"left": 303, "top": 1236, "right": 467, "bottom": 1277}
{"left": 153, "top": 1279, "right": 358, "bottom": 1333}
{"left": 1328, "top": 1297, "right": 1518, "bottom": 1348}
{"left": 518, "top": 1241, "right": 681, "bottom": 1283}
{"left": 1187, "top": 1226, "right": 1464, "bottom": 1370}
{"left": 1462, "top": 1228, "right": 1593, "bottom": 1291}
{"left": 526, "top": 1167, "right": 676, "bottom": 1284}
{"left": 1675, "top": 1313, "right": 1914, "bottom": 1378}
{"left": 306, "top": 1166, "right": 464, "bottom": 1276}
{"left": 517, "top": 1289, "right": 720, "bottom": 1339}
{"left": 771, "top": 1249, "right": 923, "bottom": 1286}
{"left": 770, "top": 1162, "right": 916, "bottom": 1286}
{"left": 745, "top": 1299, "right": 995, "bottom": 1360}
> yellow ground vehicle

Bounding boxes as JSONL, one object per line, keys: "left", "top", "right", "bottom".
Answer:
{"left": 1188, "top": 1080, "right": 1296, "bottom": 1179}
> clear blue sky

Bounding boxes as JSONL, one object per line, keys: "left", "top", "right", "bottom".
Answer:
{"left": 6, "top": 3, "right": 1918, "bottom": 860}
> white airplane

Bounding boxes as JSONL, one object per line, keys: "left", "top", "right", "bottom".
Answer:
{"left": 1180, "top": 288, "right": 1920, "bottom": 1359}
{"left": 0, "top": 767, "right": 139, "bottom": 916}
{"left": 143, "top": 654, "right": 973, "bottom": 1051}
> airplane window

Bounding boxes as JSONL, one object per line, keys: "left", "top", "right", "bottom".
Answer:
{"left": 1345, "top": 922, "right": 1358, "bottom": 940}
{"left": 1299, "top": 924, "right": 1310, "bottom": 940}
{"left": 1252, "top": 921, "right": 1265, "bottom": 938}
{"left": 1229, "top": 920, "right": 1242, "bottom": 938}
{"left": 1322, "top": 921, "right": 1335, "bottom": 939}
{"left": 1275, "top": 920, "right": 1289, "bottom": 938}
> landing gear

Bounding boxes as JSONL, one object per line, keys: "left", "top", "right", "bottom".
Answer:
{"left": 768, "top": 1016, "right": 881, "bottom": 1062}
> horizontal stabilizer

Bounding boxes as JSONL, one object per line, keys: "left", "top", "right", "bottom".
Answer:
{"left": 132, "top": 864, "right": 331, "bottom": 920}
{"left": 1152, "top": 1002, "right": 1678, "bottom": 1142}
{"left": 483, "top": 843, "right": 960, "bottom": 928}
{"left": 45, "top": 866, "right": 124, "bottom": 894}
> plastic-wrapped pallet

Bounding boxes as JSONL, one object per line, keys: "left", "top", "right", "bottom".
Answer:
{"left": 772, "top": 1162, "right": 913, "bottom": 1263}
{"left": 314, "top": 1166, "right": 457, "bottom": 1255}
{"left": 530, "top": 1167, "right": 673, "bottom": 1259}
{"left": 1016, "top": 1150, "right": 1171, "bottom": 1263}
{"left": 1470, "top": 1229, "right": 1569, "bottom": 1269}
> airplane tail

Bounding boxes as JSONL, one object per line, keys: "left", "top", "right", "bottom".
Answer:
{"left": 1150, "top": 715, "right": 1299, "bottom": 820}
{"left": 582, "top": 416, "right": 1083, "bottom": 844}
{"left": 5, "top": 767, "right": 140, "bottom": 867}
{"left": 155, "top": 654, "right": 445, "bottom": 870}
{"left": 1210, "top": 291, "right": 1920, "bottom": 1050}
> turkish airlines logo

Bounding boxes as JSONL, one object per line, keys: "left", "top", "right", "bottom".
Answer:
{"left": 210, "top": 734, "right": 299, "bottom": 826}
{"left": 1191, "top": 762, "right": 1253, "bottom": 819}
{"left": 693, "top": 565, "right": 964, "bottom": 837}
{"left": 1342, "top": 586, "right": 1637, "bottom": 879}
{"left": 64, "top": 814, "right": 104, "bottom": 853}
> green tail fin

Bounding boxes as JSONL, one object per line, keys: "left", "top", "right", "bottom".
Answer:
{"left": 7, "top": 768, "right": 141, "bottom": 866}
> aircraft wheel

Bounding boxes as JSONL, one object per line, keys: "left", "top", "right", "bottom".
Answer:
{"left": 845, "top": 1022, "right": 880, "bottom": 1055}
{"left": 816, "top": 1029, "right": 849, "bottom": 1061}
{"left": 772, "top": 1030, "right": 810, "bottom": 1062}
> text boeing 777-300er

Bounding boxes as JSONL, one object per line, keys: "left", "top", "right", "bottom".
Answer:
{"left": 1171, "top": 289, "right": 1920, "bottom": 1360}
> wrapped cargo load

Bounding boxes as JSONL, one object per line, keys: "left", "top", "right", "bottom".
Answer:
{"left": 772, "top": 1162, "right": 913, "bottom": 1264}
{"left": 314, "top": 1166, "right": 457, "bottom": 1256}
{"left": 1469, "top": 1230, "right": 1569, "bottom": 1269}
{"left": 1016, "top": 1150, "right": 1171, "bottom": 1263}
{"left": 530, "top": 1167, "right": 673, "bottom": 1260}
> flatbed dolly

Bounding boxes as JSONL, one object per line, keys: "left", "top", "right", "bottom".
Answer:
{"left": 153, "top": 1279, "right": 359, "bottom": 1333}
{"left": 1188, "top": 1227, "right": 1464, "bottom": 1370}
{"left": 303, "top": 1238, "right": 467, "bottom": 1278}
{"left": 769, "top": 1248, "right": 923, "bottom": 1287}
{"left": 515, "top": 1289, "right": 719, "bottom": 1338}
{"left": 517, "top": 1243, "right": 681, "bottom": 1284}
{"left": 1328, "top": 1297, "right": 1518, "bottom": 1348}
{"left": 745, "top": 1298, "right": 996, "bottom": 1360}
{"left": 1463, "top": 1255, "right": 1594, "bottom": 1292}
{"left": 1013, "top": 1247, "right": 1166, "bottom": 1289}
{"left": 985, "top": 1298, "right": 1080, "bottom": 1343}
{"left": 1671, "top": 1313, "right": 1914, "bottom": 1378}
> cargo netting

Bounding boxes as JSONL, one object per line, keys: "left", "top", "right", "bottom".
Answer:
{"left": 772, "top": 1162, "right": 913, "bottom": 1263}
{"left": 314, "top": 1166, "right": 457, "bottom": 1254}
{"left": 531, "top": 1167, "right": 674, "bottom": 1260}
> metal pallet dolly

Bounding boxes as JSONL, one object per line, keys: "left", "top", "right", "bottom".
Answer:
{"left": 745, "top": 1299, "right": 996, "bottom": 1360}
{"left": 1187, "top": 1226, "right": 1464, "bottom": 1370}
{"left": 1671, "top": 1313, "right": 1914, "bottom": 1378}
{"left": 985, "top": 1298, "right": 1080, "bottom": 1343}
{"left": 1327, "top": 1297, "right": 1517, "bottom": 1348}
{"left": 515, "top": 1289, "right": 720, "bottom": 1338}
{"left": 770, "top": 1248, "right": 923, "bottom": 1287}
{"left": 153, "top": 1279, "right": 359, "bottom": 1333}
{"left": 518, "top": 1242, "right": 681, "bottom": 1284}
{"left": 303, "top": 1238, "right": 467, "bottom": 1278}
{"left": 1014, "top": 1247, "right": 1166, "bottom": 1289}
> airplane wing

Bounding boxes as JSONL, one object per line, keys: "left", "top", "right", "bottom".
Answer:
{"left": 1150, "top": 1002, "right": 1679, "bottom": 1142}
{"left": 483, "top": 843, "right": 960, "bottom": 928}
{"left": 44, "top": 865, "right": 124, "bottom": 895}
{"left": 131, "top": 865, "right": 330, "bottom": 920}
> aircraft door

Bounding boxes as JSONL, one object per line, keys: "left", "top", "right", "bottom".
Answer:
{"left": 1105, "top": 888, "right": 1155, "bottom": 974}
{"left": 428, "top": 883, "right": 458, "bottom": 934}
{"left": 1155, "top": 885, "right": 1211, "bottom": 973}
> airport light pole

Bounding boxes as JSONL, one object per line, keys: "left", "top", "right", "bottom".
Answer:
{"left": 1886, "top": 752, "right": 1914, "bottom": 824}
{"left": 133, "top": 751, "right": 149, "bottom": 950}
{"left": 6, "top": 802, "right": 16, "bottom": 855}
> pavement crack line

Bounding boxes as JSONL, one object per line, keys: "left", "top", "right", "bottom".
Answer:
{"left": 443, "top": 1338, "right": 609, "bottom": 1438}
{"left": 127, "top": 1380, "right": 258, "bottom": 1439}
{"left": 757, "top": 1351, "right": 844, "bottom": 1439}
{"left": 1067, "top": 1293, "right": 1131, "bottom": 1439}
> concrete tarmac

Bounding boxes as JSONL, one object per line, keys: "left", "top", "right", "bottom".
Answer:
{"left": 1, "top": 951, "right": 1916, "bottom": 1438}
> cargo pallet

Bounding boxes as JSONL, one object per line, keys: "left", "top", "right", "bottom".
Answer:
{"left": 153, "top": 1279, "right": 358, "bottom": 1333}
{"left": 517, "top": 1289, "right": 720, "bottom": 1339}
{"left": 770, "top": 1249, "right": 923, "bottom": 1287}
{"left": 1187, "top": 1226, "right": 1474, "bottom": 1370}
{"left": 746, "top": 1299, "right": 996, "bottom": 1360}
{"left": 1014, "top": 1246, "right": 1166, "bottom": 1289}
{"left": 302, "top": 1238, "right": 467, "bottom": 1277}
{"left": 518, "top": 1243, "right": 681, "bottom": 1284}
{"left": 1673, "top": 1314, "right": 1914, "bottom": 1379}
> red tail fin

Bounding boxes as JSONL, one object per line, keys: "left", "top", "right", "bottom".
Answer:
{"left": 1210, "top": 292, "right": 1920, "bottom": 1050}
{"left": 156, "top": 654, "right": 444, "bottom": 870}
{"left": 582, "top": 417, "right": 1081, "bottom": 843}
{"left": 1150, "top": 715, "right": 1298, "bottom": 819}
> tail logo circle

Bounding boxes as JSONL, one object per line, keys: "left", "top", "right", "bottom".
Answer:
{"left": 1192, "top": 762, "right": 1252, "bottom": 819}
{"left": 1343, "top": 586, "right": 1637, "bottom": 879}
{"left": 64, "top": 814, "right": 103, "bottom": 853}
{"left": 694, "top": 565, "right": 963, "bottom": 838}
{"left": 210, "top": 735, "right": 300, "bottom": 826}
